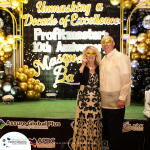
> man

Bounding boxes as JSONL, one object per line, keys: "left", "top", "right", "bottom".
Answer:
{"left": 99, "top": 35, "right": 132, "bottom": 150}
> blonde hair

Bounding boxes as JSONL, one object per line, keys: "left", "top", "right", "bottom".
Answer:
{"left": 82, "top": 46, "right": 101, "bottom": 65}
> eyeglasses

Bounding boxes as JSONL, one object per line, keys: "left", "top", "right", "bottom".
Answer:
{"left": 85, "top": 50, "right": 97, "bottom": 56}
{"left": 101, "top": 39, "right": 113, "bottom": 45}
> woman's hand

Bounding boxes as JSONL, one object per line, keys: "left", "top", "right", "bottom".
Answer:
{"left": 82, "top": 57, "right": 88, "bottom": 66}
{"left": 79, "top": 57, "right": 88, "bottom": 73}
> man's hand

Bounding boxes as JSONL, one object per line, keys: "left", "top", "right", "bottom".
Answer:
{"left": 117, "top": 100, "right": 125, "bottom": 108}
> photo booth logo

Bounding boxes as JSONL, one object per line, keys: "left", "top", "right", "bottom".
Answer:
{"left": 0, "top": 119, "right": 5, "bottom": 129}
{"left": 0, "top": 132, "right": 31, "bottom": 150}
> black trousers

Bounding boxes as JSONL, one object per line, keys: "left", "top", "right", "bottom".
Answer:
{"left": 102, "top": 107, "right": 125, "bottom": 150}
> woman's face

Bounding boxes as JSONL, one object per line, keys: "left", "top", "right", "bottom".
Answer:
{"left": 85, "top": 48, "right": 96, "bottom": 63}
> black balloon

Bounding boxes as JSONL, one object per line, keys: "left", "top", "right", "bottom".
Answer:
{"left": 137, "top": 75, "right": 144, "bottom": 81}
{"left": 0, "top": 10, "right": 7, "bottom": 18}
{"left": 143, "top": 78, "right": 150, "bottom": 87}
{"left": 5, "top": 74, "right": 14, "bottom": 83}
{"left": 134, "top": 67, "right": 140, "bottom": 74}
{"left": 3, "top": 82, "right": 12, "bottom": 93}
{"left": 0, "top": 79, "right": 4, "bottom": 89}
{"left": 146, "top": 59, "right": 150, "bottom": 67}
{"left": 13, "top": 77, "right": 18, "bottom": 81}
{"left": 139, "top": 60, "right": 147, "bottom": 67}
{"left": 4, "top": 26, "right": 13, "bottom": 35}
{"left": 134, "top": 94, "right": 143, "bottom": 102}
{"left": 11, "top": 86, "right": 21, "bottom": 97}
{"left": 131, "top": 89, "right": 137, "bottom": 100}
{"left": 0, "top": 71, "right": 5, "bottom": 79}
{"left": 0, "top": 61, "right": 4, "bottom": 69}
{"left": 145, "top": 84, "right": 150, "bottom": 91}
{"left": 130, "top": 25, "right": 138, "bottom": 34}
{"left": 139, "top": 69, "right": 144, "bottom": 75}
{"left": 16, "top": 92, "right": 26, "bottom": 101}
{"left": 137, "top": 21, "right": 143, "bottom": 28}
{"left": 12, "top": 80, "right": 19, "bottom": 86}
{"left": 131, "top": 80, "right": 140, "bottom": 89}
{"left": 3, "top": 15, "right": 11, "bottom": 25}
{"left": 139, "top": 88, "right": 145, "bottom": 98}
{"left": 0, "top": 89, "right": 4, "bottom": 98}
{"left": 131, "top": 72, "right": 137, "bottom": 80}
{"left": 124, "top": 14, "right": 128, "bottom": 21}
{"left": 124, "top": 9, "right": 129, "bottom": 15}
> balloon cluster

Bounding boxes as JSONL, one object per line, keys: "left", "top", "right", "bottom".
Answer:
{"left": 110, "top": 0, "right": 139, "bottom": 7}
{"left": 0, "top": 7, "right": 19, "bottom": 64}
{"left": 0, "top": 31, "right": 14, "bottom": 63}
{"left": 8, "top": 0, "right": 28, "bottom": 13}
{"left": 15, "top": 65, "right": 45, "bottom": 100}
{"left": 130, "top": 30, "right": 150, "bottom": 63}
{"left": 131, "top": 60, "right": 150, "bottom": 102}
{"left": 0, "top": 61, "right": 26, "bottom": 101}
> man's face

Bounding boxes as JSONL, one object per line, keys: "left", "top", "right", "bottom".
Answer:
{"left": 101, "top": 36, "right": 115, "bottom": 54}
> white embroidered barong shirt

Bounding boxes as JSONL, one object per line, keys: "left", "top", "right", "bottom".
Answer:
{"left": 100, "top": 49, "right": 132, "bottom": 109}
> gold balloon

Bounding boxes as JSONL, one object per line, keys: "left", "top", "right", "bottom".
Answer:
{"left": 131, "top": 0, "right": 139, "bottom": 5}
{"left": 124, "top": 0, "right": 132, "bottom": 9}
{"left": 147, "top": 51, "right": 150, "bottom": 56}
{"left": 26, "top": 90, "right": 35, "bottom": 99}
{"left": 23, "top": 68, "right": 29, "bottom": 75}
{"left": 3, "top": 44, "right": 12, "bottom": 53}
{"left": 110, "top": 0, "right": 121, "bottom": 5}
{"left": 131, "top": 46, "right": 137, "bottom": 53}
{"left": 27, "top": 78, "right": 35, "bottom": 85}
{"left": 0, "top": 51, "right": 4, "bottom": 57}
{"left": 10, "top": 0, "right": 21, "bottom": 7}
{"left": 130, "top": 44, "right": 134, "bottom": 50}
{"left": 134, "top": 42, "right": 138, "bottom": 47}
{"left": 18, "top": 68, "right": 24, "bottom": 73}
{"left": 6, "top": 35, "right": 15, "bottom": 45}
{"left": 7, "top": 0, "right": 10, "bottom": 2}
{"left": 141, "top": 54, "right": 147, "bottom": 60}
{"left": 35, "top": 79, "right": 40, "bottom": 85}
{"left": 146, "top": 38, "right": 150, "bottom": 45}
{"left": 27, "top": 84, "right": 34, "bottom": 90}
{"left": 146, "top": 29, "right": 150, "bottom": 38}
{"left": 0, "top": 43, "right": 3, "bottom": 51}
{"left": 130, "top": 35, "right": 137, "bottom": 44}
{"left": 0, "top": 31, "right": 5, "bottom": 42}
{"left": 23, "top": 65, "right": 28, "bottom": 70}
{"left": 33, "top": 84, "right": 41, "bottom": 92}
{"left": 2, "top": 40, "right": 8, "bottom": 46}
{"left": 138, "top": 33, "right": 147, "bottom": 43}
{"left": 13, "top": 8, "right": 19, "bottom": 14}
{"left": 147, "top": 56, "right": 150, "bottom": 60}
{"left": 38, "top": 83, "right": 45, "bottom": 92}
{"left": 131, "top": 53, "right": 141, "bottom": 61}
{"left": 34, "top": 92, "right": 41, "bottom": 100}
{"left": 3, "top": 59, "right": 8, "bottom": 63}
{"left": 0, "top": 57, "right": 5, "bottom": 61}
{"left": 137, "top": 43, "right": 148, "bottom": 54}
{"left": 5, "top": 51, "right": 12, "bottom": 58}
{"left": 23, "top": 0, "right": 28, "bottom": 4}
{"left": 19, "top": 82, "right": 27, "bottom": 92}
{"left": 4, "top": 54, "right": 9, "bottom": 59}
{"left": 15, "top": 71, "right": 20, "bottom": 78}
{"left": 11, "top": 4, "right": 16, "bottom": 9}
{"left": 18, "top": 73, "right": 27, "bottom": 82}
{"left": 27, "top": 68, "right": 35, "bottom": 78}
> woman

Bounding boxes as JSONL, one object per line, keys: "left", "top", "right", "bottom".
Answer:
{"left": 72, "top": 46, "right": 102, "bottom": 150}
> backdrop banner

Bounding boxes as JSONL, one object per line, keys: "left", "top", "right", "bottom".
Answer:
{"left": 23, "top": 0, "right": 120, "bottom": 98}
{"left": 0, "top": 117, "right": 148, "bottom": 150}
